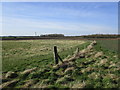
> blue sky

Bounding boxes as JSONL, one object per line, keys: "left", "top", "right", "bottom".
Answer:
{"left": 1, "top": 2, "right": 118, "bottom": 36}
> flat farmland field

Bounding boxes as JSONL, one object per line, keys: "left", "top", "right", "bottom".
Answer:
{"left": 1, "top": 39, "right": 120, "bottom": 88}
{"left": 2, "top": 40, "right": 87, "bottom": 72}
{"left": 96, "top": 39, "right": 118, "bottom": 53}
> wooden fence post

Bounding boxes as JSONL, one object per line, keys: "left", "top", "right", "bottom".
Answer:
{"left": 57, "top": 54, "right": 64, "bottom": 63}
{"left": 53, "top": 46, "right": 58, "bottom": 64}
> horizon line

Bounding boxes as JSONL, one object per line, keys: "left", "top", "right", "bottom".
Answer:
{"left": 0, "top": 33, "right": 119, "bottom": 37}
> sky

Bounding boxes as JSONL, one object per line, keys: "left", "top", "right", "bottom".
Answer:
{"left": 1, "top": 2, "right": 118, "bottom": 36}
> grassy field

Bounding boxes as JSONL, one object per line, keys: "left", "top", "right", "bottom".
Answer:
{"left": 96, "top": 39, "right": 118, "bottom": 53}
{"left": 1, "top": 39, "right": 120, "bottom": 88}
{"left": 2, "top": 40, "right": 88, "bottom": 72}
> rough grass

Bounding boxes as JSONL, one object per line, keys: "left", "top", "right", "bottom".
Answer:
{"left": 2, "top": 40, "right": 88, "bottom": 72}
{"left": 2, "top": 39, "right": 119, "bottom": 88}
{"left": 96, "top": 39, "right": 118, "bottom": 53}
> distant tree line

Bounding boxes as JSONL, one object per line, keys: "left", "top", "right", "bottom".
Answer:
{"left": 1, "top": 34, "right": 119, "bottom": 40}
{"left": 82, "top": 34, "right": 119, "bottom": 38}
{"left": 1, "top": 34, "right": 65, "bottom": 40}
{"left": 40, "top": 34, "right": 64, "bottom": 37}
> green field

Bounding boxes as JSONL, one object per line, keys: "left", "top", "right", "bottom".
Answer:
{"left": 2, "top": 40, "right": 87, "bottom": 72}
{"left": 96, "top": 39, "right": 118, "bottom": 53}
{"left": 1, "top": 39, "right": 120, "bottom": 88}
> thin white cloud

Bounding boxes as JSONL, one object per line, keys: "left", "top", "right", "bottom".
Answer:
{"left": 2, "top": 2, "right": 111, "bottom": 20}
{"left": 2, "top": 17, "right": 117, "bottom": 36}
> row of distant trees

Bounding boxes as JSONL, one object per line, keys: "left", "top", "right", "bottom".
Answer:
{"left": 1, "top": 34, "right": 119, "bottom": 40}
{"left": 1, "top": 34, "right": 65, "bottom": 40}
{"left": 82, "top": 34, "right": 119, "bottom": 38}
{"left": 40, "top": 34, "right": 64, "bottom": 37}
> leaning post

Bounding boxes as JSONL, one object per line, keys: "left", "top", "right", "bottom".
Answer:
{"left": 53, "top": 46, "right": 58, "bottom": 64}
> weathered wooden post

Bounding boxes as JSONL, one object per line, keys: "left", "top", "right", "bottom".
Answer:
{"left": 54, "top": 46, "right": 59, "bottom": 64}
